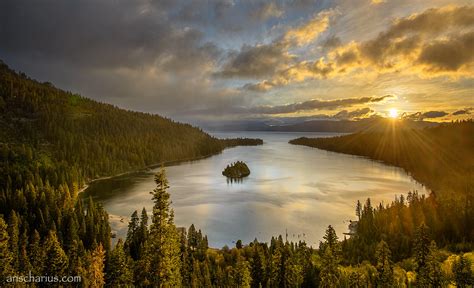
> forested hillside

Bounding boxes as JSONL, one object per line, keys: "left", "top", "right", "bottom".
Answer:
{"left": 0, "top": 61, "right": 260, "bottom": 286}
{"left": 290, "top": 121, "right": 474, "bottom": 201}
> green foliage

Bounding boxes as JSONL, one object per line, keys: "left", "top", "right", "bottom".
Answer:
{"left": 145, "top": 169, "right": 182, "bottom": 287}
{"left": 453, "top": 255, "right": 474, "bottom": 287}
{"left": 80, "top": 243, "right": 106, "bottom": 288}
{"left": 320, "top": 248, "right": 340, "bottom": 288}
{"left": 106, "top": 239, "right": 134, "bottom": 286}
{"left": 375, "top": 240, "right": 394, "bottom": 287}
{"left": 234, "top": 257, "right": 252, "bottom": 288}
{"left": 43, "top": 230, "right": 69, "bottom": 276}
{"left": 0, "top": 217, "right": 14, "bottom": 283}
{"left": 319, "top": 225, "right": 342, "bottom": 287}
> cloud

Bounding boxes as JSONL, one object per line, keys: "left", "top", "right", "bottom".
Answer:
{"left": 282, "top": 10, "right": 334, "bottom": 46}
{"left": 402, "top": 110, "right": 448, "bottom": 120}
{"left": 452, "top": 108, "right": 473, "bottom": 115}
{"left": 1, "top": 0, "right": 472, "bottom": 123}
{"left": 216, "top": 43, "right": 294, "bottom": 78}
{"left": 359, "top": 5, "right": 474, "bottom": 71}
{"left": 417, "top": 31, "right": 474, "bottom": 72}
{"left": 0, "top": 0, "right": 220, "bottom": 72}
{"left": 234, "top": 95, "right": 392, "bottom": 115}
{"left": 334, "top": 107, "right": 373, "bottom": 119}
{"left": 246, "top": 5, "right": 474, "bottom": 91}
{"left": 0, "top": 0, "right": 239, "bottom": 118}
{"left": 251, "top": 2, "right": 284, "bottom": 21}
{"left": 320, "top": 35, "right": 342, "bottom": 50}
{"left": 217, "top": 10, "right": 333, "bottom": 79}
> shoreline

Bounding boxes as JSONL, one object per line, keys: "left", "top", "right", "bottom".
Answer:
{"left": 78, "top": 148, "right": 234, "bottom": 194}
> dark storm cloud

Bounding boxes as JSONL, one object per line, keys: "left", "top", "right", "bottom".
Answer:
{"left": 0, "top": 0, "right": 237, "bottom": 118}
{"left": 0, "top": 0, "right": 218, "bottom": 71}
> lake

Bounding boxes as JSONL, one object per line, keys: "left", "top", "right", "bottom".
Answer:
{"left": 83, "top": 131, "right": 428, "bottom": 248}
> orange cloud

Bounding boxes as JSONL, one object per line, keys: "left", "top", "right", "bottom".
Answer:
{"left": 245, "top": 5, "right": 474, "bottom": 91}
{"left": 282, "top": 10, "right": 334, "bottom": 46}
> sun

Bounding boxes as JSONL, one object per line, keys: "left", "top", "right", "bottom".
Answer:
{"left": 388, "top": 108, "right": 399, "bottom": 119}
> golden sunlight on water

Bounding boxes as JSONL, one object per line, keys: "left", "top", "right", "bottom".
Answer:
{"left": 84, "top": 131, "right": 429, "bottom": 247}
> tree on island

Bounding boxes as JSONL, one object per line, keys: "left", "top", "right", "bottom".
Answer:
{"left": 222, "top": 161, "right": 250, "bottom": 178}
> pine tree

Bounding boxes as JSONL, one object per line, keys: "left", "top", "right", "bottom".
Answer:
{"left": 269, "top": 240, "right": 284, "bottom": 287}
{"left": 134, "top": 253, "right": 151, "bottom": 286}
{"left": 453, "top": 255, "right": 474, "bottom": 288}
{"left": 67, "top": 240, "right": 82, "bottom": 276}
{"left": 82, "top": 243, "right": 106, "bottom": 288}
{"left": 0, "top": 217, "right": 14, "bottom": 282}
{"left": 250, "top": 242, "right": 265, "bottom": 288}
{"left": 187, "top": 224, "right": 198, "bottom": 252}
{"left": 234, "top": 257, "right": 252, "bottom": 288}
{"left": 236, "top": 239, "right": 243, "bottom": 249}
{"left": 375, "top": 240, "right": 393, "bottom": 287}
{"left": 29, "top": 229, "right": 44, "bottom": 275}
{"left": 106, "top": 239, "right": 133, "bottom": 286}
{"left": 356, "top": 200, "right": 362, "bottom": 220}
{"left": 7, "top": 210, "right": 20, "bottom": 270}
{"left": 202, "top": 260, "right": 212, "bottom": 287}
{"left": 125, "top": 210, "right": 140, "bottom": 260}
{"left": 139, "top": 207, "right": 149, "bottom": 252}
{"left": 319, "top": 225, "right": 341, "bottom": 287}
{"left": 43, "top": 230, "right": 69, "bottom": 276}
{"left": 321, "top": 225, "right": 341, "bottom": 260}
{"left": 284, "top": 255, "right": 303, "bottom": 288}
{"left": 18, "top": 230, "right": 32, "bottom": 273}
{"left": 319, "top": 248, "right": 339, "bottom": 288}
{"left": 413, "top": 223, "right": 431, "bottom": 286}
{"left": 190, "top": 259, "right": 202, "bottom": 288}
{"left": 426, "top": 241, "right": 443, "bottom": 287}
{"left": 145, "top": 168, "right": 182, "bottom": 287}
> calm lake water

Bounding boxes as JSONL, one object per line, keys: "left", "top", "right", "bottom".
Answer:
{"left": 83, "top": 131, "right": 428, "bottom": 248}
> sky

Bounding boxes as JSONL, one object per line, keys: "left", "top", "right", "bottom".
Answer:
{"left": 0, "top": 0, "right": 473, "bottom": 124}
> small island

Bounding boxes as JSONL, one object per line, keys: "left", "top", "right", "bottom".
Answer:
{"left": 222, "top": 161, "right": 250, "bottom": 178}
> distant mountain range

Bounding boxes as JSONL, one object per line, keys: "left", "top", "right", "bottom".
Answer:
{"left": 202, "top": 118, "right": 440, "bottom": 132}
